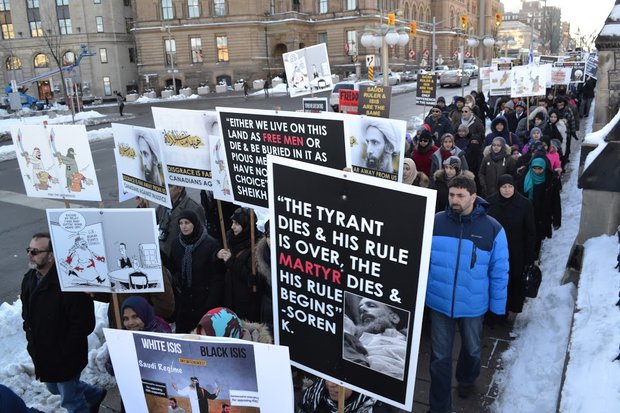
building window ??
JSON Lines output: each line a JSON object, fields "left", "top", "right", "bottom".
{"left": 188, "top": 0, "right": 200, "bottom": 18}
{"left": 0, "top": 5, "right": 13, "bottom": 40}
{"left": 129, "top": 47, "right": 135, "bottom": 63}
{"left": 27, "top": 1, "right": 42, "bottom": 37}
{"left": 216, "top": 35, "right": 229, "bottom": 62}
{"left": 318, "top": 32, "right": 327, "bottom": 45}
{"left": 190, "top": 37, "right": 203, "bottom": 63}
{"left": 346, "top": 30, "right": 357, "bottom": 55}
{"left": 96, "top": 16, "right": 104, "bottom": 32}
{"left": 29, "top": 21, "right": 42, "bottom": 37}
{"left": 56, "top": 0, "right": 68, "bottom": 4}
{"left": 162, "top": 0, "right": 174, "bottom": 20}
{"left": 100, "top": 48, "right": 108, "bottom": 63}
{"left": 94, "top": 0, "right": 101, "bottom": 4}
{"left": 213, "top": 0, "right": 226, "bottom": 16}
{"left": 292, "top": 0, "right": 299, "bottom": 12}
{"left": 27, "top": 0, "right": 39, "bottom": 7}
{"left": 6, "top": 56, "right": 21, "bottom": 70}
{"left": 103, "top": 76, "right": 112, "bottom": 96}
{"left": 58, "top": 18, "right": 72, "bottom": 34}
{"left": 34, "top": 53, "right": 49, "bottom": 68}
{"left": 319, "top": 0, "right": 328, "bottom": 14}
{"left": 346, "top": 0, "right": 356, "bottom": 10}
{"left": 165, "top": 39, "right": 176, "bottom": 65}
{"left": 62, "top": 51, "right": 76, "bottom": 65}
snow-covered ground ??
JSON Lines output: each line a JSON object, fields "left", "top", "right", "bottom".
{"left": 0, "top": 101, "right": 618, "bottom": 412}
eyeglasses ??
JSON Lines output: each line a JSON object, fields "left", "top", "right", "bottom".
{"left": 26, "top": 248, "right": 50, "bottom": 256}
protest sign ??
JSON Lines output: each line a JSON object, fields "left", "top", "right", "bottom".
{"left": 47, "top": 208, "right": 163, "bottom": 293}
{"left": 268, "top": 157, "right": 436, "bottom": 410}
{"left": 585, "top": 53, "right": 598, "bottom": 79}
{"left": 105, "top": 329, "right": 294, "bottom": 413}
{"left": 358, "top": 84, "right": 392, "bottom": 118}
{"left": 554, "top": 61, "right": 586, "bottom": 83}
{"left": 152, "top": 107, "right": 214, "bottom": 190}
{"left": 302, "top": 97, "right": 329, "bottom": 113}
{"left": 348, "top": 115, "right": 406, "bottom": 182}
{"left": 11, "top": 125, "right": 101, "bottom": 201}
{"left": 206, "top": 111, "right": 235, "bottom": 202}
{"left": 489, "top": 63, "right": 512, "bottom": 96}
{"left": 338, "top": 89, "right": 359, "bottom": 114}
{"left": 283, "top": 43, "right": 333, "bottom": 98}
{"left": 511, "top": 64, "right": 548, "bottom": 97}
{"left": 415, "top": 73, "right": 436, "bottom": 105}
{"left": 216, "top": 107, "right": 349, "bottom": 209}
{"left": 112, "top": 124, "right": 172, "bottom": 208}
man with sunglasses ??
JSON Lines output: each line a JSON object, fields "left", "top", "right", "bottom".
{"left": 21, "top": 232, "right": 106, "bottom": 413}
{"left": 424, "top": 105, "right": 454, "bottom": 146}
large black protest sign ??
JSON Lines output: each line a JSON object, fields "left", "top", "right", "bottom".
{"left": 415, "top": 73, "right": 437, "bottom": 105}
{"left": 217, "top": 108, "right": 348, "bottom": 209}
{"left": 268, "top": 157, "right": 436, "bottom": 410}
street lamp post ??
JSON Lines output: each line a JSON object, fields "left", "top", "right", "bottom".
{"left": 360, "top": 13, "right": 410, "bottom": 87}
{"left": 161, "top": 25, "right": 176, "bottom": 93}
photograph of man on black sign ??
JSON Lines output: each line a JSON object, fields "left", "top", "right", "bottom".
{"left": 342, "top": 292, "right": 409, "bottom": 380}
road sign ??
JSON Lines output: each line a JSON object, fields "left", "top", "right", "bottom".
{"left": 409, "top": 49, "right": 416, "bottom": 59}
{"left": 352, "top": 54, "right": 359, "bottom": 63}
{"left": 436, "top": 57, "right": 444, "bottom": 65}
{"left": 423, "top": 48, "right": 430, "bottom": 58}
{"left": 365, "top": 55, "right": 375, "bottom": 68}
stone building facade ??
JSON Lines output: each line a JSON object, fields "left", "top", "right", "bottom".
{"left": 0, "top": 0, "right": 137, "bottom": 100}
{"left": 131, "top": 0, "right": 500, "bottom": 92}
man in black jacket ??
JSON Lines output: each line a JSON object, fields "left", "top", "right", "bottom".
{"left": 21, "top": 232, "right": 106, "bottom": 413}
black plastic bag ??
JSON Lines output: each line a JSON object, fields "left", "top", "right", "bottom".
{"left": 523, "top": 264, "right": 542, "bottom": 298}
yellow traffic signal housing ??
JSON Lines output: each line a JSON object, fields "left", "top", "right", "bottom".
{"left": 388, "top": 13, "right": 395, "bottom": 25}
{"left": 410, "top": 21, "right": 417, "bottom": 36}
{"left": 495, "top": 13, "right": 503, "bottom": 27}
{"left": 460, "top": 15, "right": 469, "bottom": 31}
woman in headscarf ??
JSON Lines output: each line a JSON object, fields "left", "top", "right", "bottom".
{"left": 429, "top": 133, "right": 469, "bottom": 183}
{"left": 484, "top": 116, "right": 521, "bottom": 149}
{"left": 217, "top": 207, "right": 262, "bottom": 321}
{"left": 478, "top": 136, "right": 516, "bottom": 198}
{"left": 401, "top": 158, "right": 430, "bottom": 188}
{"left": 169, "top": 209, "right": 225, "bottom": 333}
{"left": 487, "top": 175, "right": 536, "bottom": 314}
{"left": 431, "top": 156, "right": 475, "bottom": 213}
{"left": 516, "top": 157, "right": 561, "bottom": 261}
{"left": 411, "top": 128, "right": 438, "bottom": 177}
{"left": 121, "top": 296, "right": 171, "bottom": 333}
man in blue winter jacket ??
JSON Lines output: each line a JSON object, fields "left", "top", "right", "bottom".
{"left": 426, "top": 175, "right": 509, "bottom": 413}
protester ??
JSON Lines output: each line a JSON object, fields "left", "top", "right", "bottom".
{"left": 402, "top": 158, "right": 429, "bottom": 188}
{"left": 486, "top": 175, "right": 536, "bottom": 314}
{"left": 522, "top": 127, "right": 544, "bottom": 154}
{"left": 429, "top": 133, "right": 468, "bottom": 181}
{"left": 547, "top": 109, "right": 568, "bottom": 168}
{"left": 516, "top": 157, "right": 562, "bottom": 262}
{"left": 458, "top": 105, "right": 486, "bottom": 142}
{"left": 432, "top": 156, "right": 475, "bottom": 213}
{"left": 546, "top": 139, "right": 563, "bottom": 177}
{"left": 217, "top": 207, "right": 262, "bottom": 321}
{"left": 121, "top": 296, "right": 172, "bottom": 333}
{"left": 484, "top": 116, "right": 521, "bottom": 149}
{"left": 21, "top": 232, "right": 107, "bottom": 413}
{"left": 169, "top": 209, "right": 225, "bottom": 333}
{"left": 411, "top": 128, "right": 438, "bottom": 177}
{"left": 478, "top": 137, "right": 517, "bottom": 198}
{"left": 425, "top": 105, "right": 454, "bottom": 145}
{"left": 426, "top": 175, "right": 509, "bottom": 413}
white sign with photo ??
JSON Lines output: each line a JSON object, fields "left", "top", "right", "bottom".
{"left": 283, "top": 43, "right": 333, "bottom": 98}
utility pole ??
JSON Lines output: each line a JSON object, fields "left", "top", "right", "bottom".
{"left": 477, "top": 0, "right": 486, "bottom": 92}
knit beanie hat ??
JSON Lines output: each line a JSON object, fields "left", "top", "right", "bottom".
{"left": 121, "top": 296, "right": 155, "bottom": 330}
{"left": 497, "top": 174, "right": 515, "bottom": 190}
{"left": 195, "top": 307, "right": 243, "bottom": 338}
{"left": 530, "top": 127, "right": 542, "bottom": 136}
{"left": 442, "top": 156, "right": 461, "bottom": 174}
{"left": 534, "top": 111, "right": 546, "bottom": 121}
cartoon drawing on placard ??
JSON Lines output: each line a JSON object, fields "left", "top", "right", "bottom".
{"left": 50, "top": 128, "right": 94, "bottom": 193}
{"left": 206, "top": 111, "right": 235, "bottom": 202}
{"left": 64, "top": 235, "right": 107, "bottom": 285}
{"left": 17, "top": 129, "right": 59, "bottom": 191}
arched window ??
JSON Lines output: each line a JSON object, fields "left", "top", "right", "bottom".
{"left": 6, "top": 55, "right": 21, "bottom": 70}
{"left": 62, "top": 51, "right": 75, "bottom": 66}
{"left": 34, "top": 53, "right": 49, "bottom": 68}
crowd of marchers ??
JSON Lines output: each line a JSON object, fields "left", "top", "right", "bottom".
{"left": 8, "top": 75, "right": 595, "bottom": 413}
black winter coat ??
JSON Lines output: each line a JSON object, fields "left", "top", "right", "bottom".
{"left": 487, "top": 192, "right": 536, "bottom": 312}
{"left": 478, "top": 151, "right": 517, "bottom": 197}
{"left": 516, "top": 169, "right": 561, "bottom": 240}
{"left": 170, "top": 234, "right": 225, "bottom": 333}
{"left": 21, "top": 265, "right": 95, "bottom": 382}
{"left": 224, "top": 229, "right": 262, "bottom": 322}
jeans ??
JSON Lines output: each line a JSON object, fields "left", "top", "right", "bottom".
{"left": 428, "top": 309, "right": 484, "bottom": 413}
{"left": 45, "top": 376, "right": 103, "bottom": 413}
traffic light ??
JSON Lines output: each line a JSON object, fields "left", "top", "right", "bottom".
{"left": 388, "top": 13, "right": 395, "bottom": 25}
{"left": 410, "top": 21, "right": 417, "bottom": 36}
{"left": 460, "top": 15, "right": 469, "bottom": 31}
{"left": 495, "top": 13, "right": 503, "bottom": 28}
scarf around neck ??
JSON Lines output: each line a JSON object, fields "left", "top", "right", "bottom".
{"left": 178, "top": 225, "right": 208, "bottom": 288}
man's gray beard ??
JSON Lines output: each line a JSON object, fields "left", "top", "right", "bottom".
{"left": 28, "top": 261, "right": 41, "bottom": 270}
{"left": 360, "top": 317, "right": 393, "bottom": 334}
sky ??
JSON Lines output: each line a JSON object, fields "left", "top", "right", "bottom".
{"left": 502, "top": 0, "right": 616, "bottom": 39}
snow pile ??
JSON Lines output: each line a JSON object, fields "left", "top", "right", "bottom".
{"left": 492, "top": 133, "right": 584, "bottom": 412}
{"left": 559, "top": 235, "right": 620, "bottom": 412}
{"left": 0, "top": 110, "right": 105, "bottom": 135}
{"left": 583, "top": 107, "right": 620, "bottom": 169}
{"left": 0, "top": 301, "right": 115, "bottom": 412}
